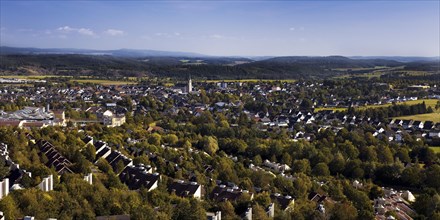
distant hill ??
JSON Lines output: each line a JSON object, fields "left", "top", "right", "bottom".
{"left": 350, "top": 56, "right": 440, "bottom": 63}
{"left": 404, "top": 60, "right": 440, "bottom": 71}
{"left": 0, "top": 46, "right": 207, "bottom": 58}
{"left": 1, "top": 50, "right": 438, "bottom": 79}
{"left": 250, "top": 56, "right": 402, "bottom": 67}
{"left": 231, "top": 56, "right": 403, "bottom": 79}
{"left": 0, "top": 54, "right": 254, "bottom": 78}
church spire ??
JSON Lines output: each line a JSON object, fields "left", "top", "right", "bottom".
{"left": 188, "top": 74, "right": 192, "bottom": 93}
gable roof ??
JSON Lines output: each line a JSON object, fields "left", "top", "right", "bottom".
{"left": 36, "top": 139, "right": 73, "bottom": 174}
{"left": 168, "top": 180, "right": 201, "bottom": 198}
{"left": 271, "top": 194, "right": 294, "bottom": 210}
{"left": 119, "top": 165, "right": 159, "bottom": 190}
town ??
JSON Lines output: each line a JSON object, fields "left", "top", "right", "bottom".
{"left": 1, "top": 0, "right": 440, "bottom": 219}
{"left": 0, "top": 76, "right": 439, "bottom": 220}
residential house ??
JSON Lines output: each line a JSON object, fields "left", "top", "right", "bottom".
{"left": 37, "top": 140, "right": 73, "bottom": 174}
{"left": 104, "top": 151, "right": 133, "bottom": 174}
{"left": 266, "top": 203, "right": 275, "bottom": 218}
{"left": 119, "top": 164, "right": 160, "bottom": 191}
{"left": 429, "top": 130, "right": 440, "bottom": 138}
{"left": 412, "top": 121, "right": 424, "bottom": 129}
{"left": 168, "top": 180, "right": 202, "bottom": 199}
{"left": 206, "top": 211, "right": 222, "bottom": 220}
{"left": 263, "top": 160, "right": 291, "bottom": 173}
{"left": 84, "top": 173, "right": 93, "bottom": 185}
{"left": 39, "top": 175, "right": 53, "bottom": 192}
{"left": 82, "top": 136, "right": 93, "bottom": 146}
{"left": 210, "top": 185, "right": 254, "bottom": 202}
{"left": 402, "top": 120, "right": 413, "bottom": 129}
{"left": 423, "top": 121, "right": 434, "bottom": 130}
{"left": 374, "top": 188, "right": 416, "bottom": 220}
{"left": 241, "top": 207, "right": 252, "bottom": 220}
{"left": 308, "top": 192, "right": 327, "bottom": 203}
{"left": 0, "top": 178, "right": 9, "bottom": 200}
{"left": 102, "top": 110, "right": 126, "bottom": 127}
{"left": 271, "top": 193, "right": 295, "bottom": 211}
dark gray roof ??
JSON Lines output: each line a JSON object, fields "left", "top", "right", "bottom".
{"left": 271, "top": 194, "right": 294, "bottom": 210}
{"left": 36, "top": 139, "right": 73, "bottom": 174}
{"left": 95, "top": 146, "right": 111, "bottom": 161}
{"left": 210, "top": 185, "right": 251, "bottom": 202}
{"left": 119, "top": 165, "right": 158, "bottom": 190}
{"left": 168, "top": 181, "right": 201, "bottom": 198}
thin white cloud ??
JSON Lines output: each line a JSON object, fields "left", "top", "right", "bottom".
{"left": 210, "top": 34, "right": 224, "bottom": 39}
{"left": 209, "top": 34, "right": 237, "bottom": 40}
{"left": 57, "top": 26, "right": 96, "bottom": 37}
{"left": 154, "top": 32, "right": 182, "bottom": 38}
{"left": 78, "top": 28, "right": 95, "bottom": 36}
{"left": 57, "top": 26, "right": 75, "bottom": 32}
{"left": 289, "top": 27, "right": 295, "bottom": 31}
{"left": 104, "top": 29, "right": 125, "bottom": 36}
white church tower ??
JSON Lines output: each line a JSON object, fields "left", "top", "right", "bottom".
{"left": 188, "top": 75, "right": 193, "bottom": 93}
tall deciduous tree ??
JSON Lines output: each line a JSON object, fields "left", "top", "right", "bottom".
{"left": 202, "top": 136, "right": 219, "bottom": 156}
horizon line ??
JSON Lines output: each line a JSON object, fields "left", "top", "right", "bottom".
{"left": 1, "top": 45, "right": 439, "bottom": 58}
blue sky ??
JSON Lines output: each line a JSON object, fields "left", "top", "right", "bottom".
{"left": 0, "top": 0, "right": 439, "bottom": 56}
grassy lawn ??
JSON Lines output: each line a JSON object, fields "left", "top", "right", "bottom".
{"left": 402, "top": 71, "right": 436, "bottom": 76}
{"left": 204, "top": 79, "right": 297, "bottom": 83}
{"left": 0, "top": 75, "right": 70, "bottom": 79}
{"left": 0, "top": 83, "right": 34, "bottom": 87}
{"left": 430, "top": 147, "right": 440, "bottom": 153}
{"left": 332, "top": 66, "right": 389, "bottom": 72}
{"left": 315, "top": 99, "right": 439, "bottom": 113}
{"left": 314, "top": 107, "right": 347, "bottom": 112}
{"left": 70, "top": 79, "right": 138, "bottom": 85}
{"left": 358, "top": 99, "right": 439, "bottom": 111}
{"left": 402, "top": 99, "right": 439, "bottom": 110}
{"left": 1, "top": 76, "right": 139, "bottom": 85}
{"left": 163, "top": 83, "right": 175, "bottom": 87}
{"left": 393, "top": 113, "right": 440, "bottom": 123}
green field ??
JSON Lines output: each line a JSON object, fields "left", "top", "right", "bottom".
{"left": 0, "top": 83, "right": 34, "bottom": 87}
{"left": 332, "top": 66, "right": 430, "bottom": 79}
{"left": 315, "top": 99, "right": 439, "bottom": 113}
{"left": 358, "top": 99, "right": 439, "bottom": 111}
{"left": 1, "top": 75, "right": 140, "bottom": 85}
{"left": 334, "top": 70, "right": 387, "bottom": 79}
{"left": 430, "top": 147, "right": 440, "bottom": 153}
{"left": 204, "top": 79, "right": 297, "bottom": 83}
{"left": 314, "top": 107, "right": 347, "bottom": 112}
{"left": 332, "top": 66, "right": 389, "bottom": 72}
{"left": 394, "top": 113, "right": 440, "bottom": 123}
{"left": 0, "top": 75, "right": 69, "bottom": 79}
{"left": 70, "top": 79, "right": 138, "bottom": 85}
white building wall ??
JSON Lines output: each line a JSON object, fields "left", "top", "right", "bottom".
{"left": 84, "top": 173, "right": 93, "bottom": 185}
{"left": 39, "top": 175, "right": 53, "bottom": 192}
{"left": 0, "top": 178, "right": 9, "bottom": 200}
{"left": 194, "top": 185, "right": 202, "bottom": 199}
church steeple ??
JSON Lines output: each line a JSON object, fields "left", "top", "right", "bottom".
{"left": 188, "top": 75, "right": 192, "bottom": 93}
